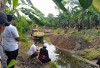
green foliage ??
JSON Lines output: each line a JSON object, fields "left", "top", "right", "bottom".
{"left": 71, "top": 31, "right": 80, "bottom": 36}
{"left": 92, "top": 0, "right": 100, "bottom": 12}
{"left": 52, "top": 0, "right": 67, "bottom": 12}
{"left": 78, "top": 0, "right": 93, "bottom": 10}
{"left": 50, "top": 61, "right": 58, "bottom": 68}
{"left": 77, "top": 51, "right": 85, "bottom": 56}
{"left": 13, "top": 0, "right": 19, "bottom": 10}
{"left": 8, "top": 59, "right": 17, "bottom": 68}
{"left": 86, "top": 53, "right": 97, "bottom": 59}
{"left": 77, "top": 49, "right": 100, "bottom": 60}
{"left": 77, "top": 58, "right": 87, "bottom": 63}
{"left": 20, "top": 0, "right": 47, "bottom": 26}
{"left": 97, "top": 29, "right": 100, "bottom": 35}
{"left": 8, "top": 0, "right": 11, "bottom": 4}
{"left": 44, "top": 37, "right": 50, "bottom": 42}
{"left": 19, "top": 33, "right": 29, "bottom": 42}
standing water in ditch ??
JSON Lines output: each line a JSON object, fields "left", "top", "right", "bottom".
{"left": 43, "top": 41, "right": 97, "bottom": 68}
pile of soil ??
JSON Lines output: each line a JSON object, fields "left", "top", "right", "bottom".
{"left": 50, "top": 35, "right": 92, "bottom": 51}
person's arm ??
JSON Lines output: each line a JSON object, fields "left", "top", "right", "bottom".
{"left": 15, "top": 37, "right": 20, "bottom": 41}
{"left": 11, "top": 27, "right": 20, "bottom": 41}
{"left": 0, "top": 45, "right": 7, "bottom": 68}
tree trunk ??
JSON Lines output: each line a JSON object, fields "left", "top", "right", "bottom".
{"left": 0, "top": 0, "right": 6, "bottom": 11}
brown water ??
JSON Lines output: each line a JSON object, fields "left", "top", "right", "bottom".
{"left": 44, "top": 41, "right": 97, "bottom": 68}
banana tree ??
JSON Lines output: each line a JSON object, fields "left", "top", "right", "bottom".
{"left": 6, "top": 0, "right": 19, "bottom": 14}
{"left": 20, "top": 0, "right": 47, "bottom": 26}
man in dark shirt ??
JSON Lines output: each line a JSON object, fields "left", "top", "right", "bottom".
{"left": 38, "top": 45, "right": 51, "bottom": 63}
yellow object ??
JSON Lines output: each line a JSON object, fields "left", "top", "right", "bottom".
{"left": 36, "top": 24, "right": 39, "bottom": 32}
{"left": 33, "top": 32, "right": 44, "bottom": 37}
{"left": 32, "top": 24, "right": 44, "bottom": 37}
{"left": 31, "top": 24, "right": 44, "bottom": 43}
{"left": 92, "top": 0, "right": 100, "bottom": 12}
{"left": 0, "top": 54, "right": 1, "bottom": 68}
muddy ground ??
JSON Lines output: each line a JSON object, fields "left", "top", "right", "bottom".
{"left": 50, "top": 35, "right": 92, "bottom": 51}
{"left": 15, "top": 38, "right": 50, "bottom": 68}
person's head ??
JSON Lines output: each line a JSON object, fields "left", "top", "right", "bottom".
{"left": 7, "top": 14, "right": 15, "bottom": 24}
{"left": 43, "top": 44, "right": 47, "bottom": 48}
{"left": 34, "top": 42, "right": 39, "bottom": 46}
{"left": 0, "top": 11, "right": 10, "bottom": 34}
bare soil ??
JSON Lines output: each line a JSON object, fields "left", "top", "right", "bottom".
{"left": 50, "top": 35, "right": 92, "bottom": 51}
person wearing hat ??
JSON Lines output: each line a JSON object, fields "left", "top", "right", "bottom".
{"left": 38, "top": 44, "right": 51, "bottom": 64}
{"left": 0, "top": 11, "right": 10, "bottom": 68}
{"left": 2, "top": 14, "right": 20, "bottom": 68}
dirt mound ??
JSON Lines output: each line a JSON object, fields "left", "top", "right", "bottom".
{"left": 50, "top": 35, "right": 75, "bottom": 50}
{"left": 50, "top": 35, "right": 92, "bottom": 51}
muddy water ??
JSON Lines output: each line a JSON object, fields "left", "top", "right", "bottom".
{"left": 44, "top": 41, "right": 97, "bottom": 68}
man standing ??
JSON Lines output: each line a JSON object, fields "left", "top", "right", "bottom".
{"left": 0, "top": 11, "right": 10, "bottom": 68}
{"left": 2, "top": 14, "right": 20, "bottom": 68}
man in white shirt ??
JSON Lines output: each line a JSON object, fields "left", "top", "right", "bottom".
{"left": 29, "top": 42, "right": 39, "bottom": 59}
{"left": 2, "top": 14, "right": 20, "bottom": 68}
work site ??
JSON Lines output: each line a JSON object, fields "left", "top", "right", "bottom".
{"left": 0, "top": 0, "right": 100, "bottom": 68}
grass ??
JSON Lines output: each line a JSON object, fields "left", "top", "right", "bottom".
{"left": 19, "top": 41, "right": 32, "bottom": 57}
{"left": 49, "top": 61, "right": 58, "bottom": 68}
{"left": 52, "top": 28, "right": 99, "bottom": 42}
{"left": 44, "top": 37, "right": 50, "bottom": 42}
{"left": 77, "top": 48, "right": 100, "bottom": 60}
{"left": 52, "top": 28, "right": 64, "bottom": 35}
{"left": 77, "top": 58, "right": 87, "bottom": 63}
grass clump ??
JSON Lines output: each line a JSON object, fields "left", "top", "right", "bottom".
{"left": 77, "top": 58, "right": 87, "bottom": 63}
{"left": 77, "top": 48, "right": 100, "bottom": 60}
{"left": 77, "top": 51, "right": 86, "bottom": 56}
{"left": 50, "top": 61, "right": 58, "bottom": 68}
{"left": 71, "top": 31, "right": 80, "bottom": 36}
{"left": 19, "top": 34, "right": 29, "bottom": 42}
{"left": 44, "top": 37, "right": 50, "bottom": 42}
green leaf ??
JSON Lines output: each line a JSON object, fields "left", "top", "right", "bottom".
{"left": 26, "top": 0, "right": 33, "bottom": 6}
{"left": 29, "top": 14, "right": 44, "bottom": 26}
{"left": 92, "top": 0, "right": 100, "bottom": 12}
{"left": 8, "top": 0, "right": 11, "bottom": 4}
{"left": 53, "top": 0, "right": 67, "bottom": 12}
{"left": 13, "top": 0, "right": 19, "bottom": 10}
{"left": 78, "top": 0, "right": 93, "bottom": 10}
{"left": 7, "top": 59, "right": 17, "bottom": 68}
{"left": 20, "top": 0, "right": 27, "bottom": 5}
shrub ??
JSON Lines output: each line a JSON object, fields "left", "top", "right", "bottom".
{"left": 50, "top": 61, "right": 58, "bottom": 68}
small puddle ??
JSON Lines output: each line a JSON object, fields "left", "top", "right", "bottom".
{"left": 43, "top": 41, "right": 97, "bottom": 68}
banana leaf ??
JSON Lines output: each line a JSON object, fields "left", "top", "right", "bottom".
{"left": 53, "top": 0, "right": 67, "bottom": 12}
{"left": 7, "top": 59, "right": 17, "bottom": 68}
{"left": 92, "top": 0, "right": 100, "bottom": 12}
{"left": 78, "top": 0, "right": 93, "bottom": 10}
